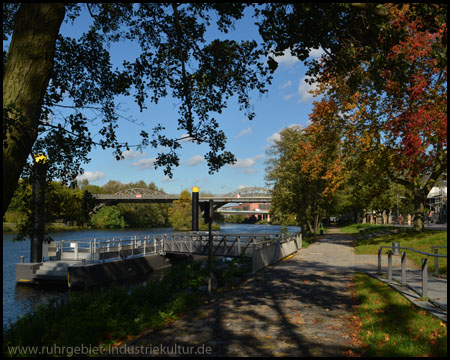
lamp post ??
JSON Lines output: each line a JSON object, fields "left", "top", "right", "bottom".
{"left": 30, "top": 153, "right": 47, "bottom": 263}
{"left": 192, "top": 186, "right": 199, "bottom": 231}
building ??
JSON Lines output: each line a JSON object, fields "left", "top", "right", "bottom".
{"left": 427, "top": 180, "right": 447, "bottom": 223}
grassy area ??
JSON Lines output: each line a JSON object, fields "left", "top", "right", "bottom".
{"left": 3, "top": 257, "right": 251, "bottom": 357}
{"left": 354, "top": 273, "right": 447, "bottom": 357}
{"left": 339, "top": 222, "right": 400, "bottom": 234}
{"left": 339, "top": 223, "right": 447, "bottom": 276}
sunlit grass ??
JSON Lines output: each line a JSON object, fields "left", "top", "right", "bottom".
{"left": 339, "top": 223, "right": 447, "bottom": 275}
{"left": 354, "top": 273, "right": 447, "bottom": 357}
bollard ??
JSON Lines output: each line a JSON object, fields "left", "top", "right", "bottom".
{"left": 388, "top": 250, "right": 393, "bottom": 281}
{"left": 401, "top": 251, "right": 407, "bottom": 285}
{"left": 422, "top": 258, "right": 428, "bottom": 299}
{"left": 20, "top": 256, "right": 24, "bottom": 263}
{"left": 392, "top": 242, "right": 400, "bottom": 255}
{"left": 377, "top": 248, "right": 382, "bottom": 274}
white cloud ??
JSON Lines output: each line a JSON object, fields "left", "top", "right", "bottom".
{"left": 279, "top": 80, "right": 292, "bottom": 89}
{"left": 121, "top": 149, "right": 146, "bottom": 160}
{"left": 266, "top": 132, "right": 281, "bottom": 144}
{"left": 308, "top": 47, "right": 325, "bottom": 59}
{"left": 229, "top": 155, "right": 264, "bottom": 169}
{"left": 131, "top": 158, "right": 157, "bottom": 169}
{"left": 282, "top": 93, "right": 295, "bottom": 101}
{"left": 271, "top": 47, "right": 325, "bottom": 68}
{"left": 297, "top": 76, "right": 319, "bottom": 102}
{"left": 234, "top": 126, "right": 252, "bottom": 138}
{"left": 187, "top": 155, "right": 205, "bottom": 166}
{"left": 76, "top": 171, "right": 106, "bottom": 183}
{"left": 161, "top": 175, "right": 173, "bottom": 183}
{"left": 274, "top": 49, "right": 300, "bottom": 67}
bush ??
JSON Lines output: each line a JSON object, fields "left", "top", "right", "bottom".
{"left": 90, "top": 206, "right": 126, "bottom": 229}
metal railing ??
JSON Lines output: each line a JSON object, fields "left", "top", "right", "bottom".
{"left": 159, "top": 232, "right": 285, "bottom": 258}
{"left": 50, "top": 235, "right": 162, "bottom": 263}
{"left": 377, "top": 244, "right": 447, "bottom": 298}
{"left": 45, "top": 232, "right": 292, "bottom": 264}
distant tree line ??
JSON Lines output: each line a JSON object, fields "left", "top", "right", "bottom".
{"left": 4, "top": 179, "right": 227, "bottom": 238}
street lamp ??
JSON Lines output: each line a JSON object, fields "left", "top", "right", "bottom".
{"left": 30, "top": 153, "right": 47, "bottom": 263}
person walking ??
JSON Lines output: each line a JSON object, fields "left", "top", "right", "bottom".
{"left": 398, "top": 213, "right": 404, "bottom": 227}
{"left": 428, "top": 210, "right": 434, "bottom": 225}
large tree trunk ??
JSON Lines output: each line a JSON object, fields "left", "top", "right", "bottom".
{"left": 3, "top": 3, "right": 65, "bottom": 216}
{"left": 412, "top": 188, "right": 427, "bottom": 232}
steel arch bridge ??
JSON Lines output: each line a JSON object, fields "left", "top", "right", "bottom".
{"left": 91, "top": 186, "right": 272, "bottom": 212}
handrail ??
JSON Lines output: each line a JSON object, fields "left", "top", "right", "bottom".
{"left": 377, "top": 244, "right": 447, "bottom": 299}
{"left": 378, "top": 245, "right": 447, "bottom": 258}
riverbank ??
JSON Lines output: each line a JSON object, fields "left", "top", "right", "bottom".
{"left": 3, "top": 256, "right": 253, "bottom": 356}
{"left": 3, "top": 224, "right": 301, "bottom": 327}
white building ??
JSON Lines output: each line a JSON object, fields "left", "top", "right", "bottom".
{"left": 427, "top": 180, "right": 447, "bottom": 223}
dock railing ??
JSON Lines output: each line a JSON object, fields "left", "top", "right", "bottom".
{"left": 46, "top": 232, "right": 302, "bottom": 268}
{"left": 53, "top": 235, "right": 162, "bottom": 263}
{"left": 377, "top": 244, "right": 447, "bottom": 298}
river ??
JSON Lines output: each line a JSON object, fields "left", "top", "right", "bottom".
{"left": 3, "top": 224, "right": 300, "bottom": 328}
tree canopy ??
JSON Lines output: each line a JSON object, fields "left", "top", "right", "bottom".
{"left": 3, "top": 3, "right": 446, "bottom": 232}
{"left": 3, "top": 3, "right": 273, "bottom": 215}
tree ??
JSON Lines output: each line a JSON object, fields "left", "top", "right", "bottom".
{"left": 265, "top": 125, "right": 338, "bottom": 235}
{"left": 168, "top": 190, "right": 192, "bottom": 231}
{"left": 3, "top": 3, "right": 273, "bottom": 216}
{"left": 307, "top": 4, "right": 446, "bottom": 231}
{"left": 256, "top": 3, "right": 447, "bottom": 231}
{"left": 91, "top": 205, "right": 126, "bottom": 229}
{"left": 3, "top": 3, "right": 65, "bottom": 216}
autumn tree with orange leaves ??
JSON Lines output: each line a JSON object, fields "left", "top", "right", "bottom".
{"left": 304, "top": 3, "right": 446, "bottom": 231}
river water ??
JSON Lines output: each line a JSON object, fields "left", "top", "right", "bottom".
{"left": 3, "top": 224, "right": 300, "bottom": 328}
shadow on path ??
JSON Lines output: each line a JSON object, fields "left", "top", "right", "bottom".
{"left": 114, "top": 231, "right": 360, "bottom": 357}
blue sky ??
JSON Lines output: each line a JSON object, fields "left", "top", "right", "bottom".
{"left": 53, "top": 6, "right": 323, "bottom": 195}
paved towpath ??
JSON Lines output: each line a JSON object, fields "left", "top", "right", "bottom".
{"left": 113, "top": 228, "right": 446, "bottom": 357}
{"left": 114, "top": 228, "right": 359, "bottom": 357}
